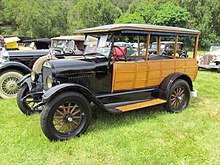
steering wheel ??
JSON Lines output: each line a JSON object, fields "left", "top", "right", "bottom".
{"left": 112, "top": 45, "right": 127, "bottom": 62}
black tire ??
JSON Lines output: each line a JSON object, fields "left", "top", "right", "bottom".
{"left": 0, "top": 70, "right": 24, "bottom": 98}
{"left": 164, "top": 79, "right": 190, "bottom": 113}
{"left": 40, "top": 92, "right": 92, "bottom": 141}
{"left": 17, "top": 84, "right": 42, "bottom": 115}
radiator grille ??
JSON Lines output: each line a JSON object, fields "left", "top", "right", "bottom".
{"left": 68, "top": 74, "right": 92, "bottom": 88}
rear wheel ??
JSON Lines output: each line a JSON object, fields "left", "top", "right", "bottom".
{"left": 41, "top": 92, "right": 92, "bottom": 141}
{"left": 0, "top": 70, "right": 23, "bottom": 98}
{"left": 17, "top": 84, "right": 42, "bottom": 115}
{"left": 165, "top": 79, "right": 190, "bottom": 113}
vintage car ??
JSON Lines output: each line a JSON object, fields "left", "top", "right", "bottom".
{"left": 198, "top": 45, "right": 220, "bottom": 73}
{"left": 21, "top": 38, "right": 51, "bottom": 50}
{"left": 0, "top": 35, "right": 91, "bottom": 98}
{"left": 148, "top": 41, "right": 188, "bottom": 57}
{"left": 17, "top": 24, "right": 200, "bottom": 141}
{"left": 3, "top": 36, "right": 32, "bottom": 50}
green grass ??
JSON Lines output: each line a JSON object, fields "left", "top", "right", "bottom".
{"left": 0, "top": 70, "right": 220, "bottom": 164}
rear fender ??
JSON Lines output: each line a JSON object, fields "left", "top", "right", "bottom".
{"left": 159, "top": 72, "right": 193, "bottom": 99}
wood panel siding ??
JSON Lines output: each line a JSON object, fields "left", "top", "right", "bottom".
{"left": 112, "top": 58, "right": 198, "bottom": 91}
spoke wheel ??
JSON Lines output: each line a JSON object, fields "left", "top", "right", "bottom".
{"left": 53, "top": 103, "right": 82, "bottom": 134}
{"left": 17, "top": 84, "right": 42, "bottom": 115}
{"left": 0, "top": 70, "right": 23, "bottom": 98}
{"left": 165, "top": 79, "right": 190, "bottom": 113}
{"left": 41, "top": 92, "right": 91, "bottom": 141}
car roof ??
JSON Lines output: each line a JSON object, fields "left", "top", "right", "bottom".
{"left": 75, "top": 24, "right": 200, "bottom": 37}
{"left": 51, "top": 35, "right": 97, "bottom": 41}
{"left": 23, "top": 38, "right": 51, "bottom": 43}
{"left": 4, "top": 37, "right": 20, "bottom": 43}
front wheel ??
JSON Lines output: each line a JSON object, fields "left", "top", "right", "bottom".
{"left": 17, "top": 84, "right": 43, "bottom": 115}
{"left": 0, "top": 70, "right": 23, "bottom": 98}
{"left": 40, "top": 92, "right": 92, "bottom": 141}
{"left": 165, "top": 79, "right": 190, "bottom": 113}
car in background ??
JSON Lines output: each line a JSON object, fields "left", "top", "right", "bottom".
{"left": 21, "top": 38, "right": 51, "bottom": 50}
{"left": 0, "top": 35, "right": 93, "bottom": 99}
{"left": 114, "top": 42, "right": 136, "bottom": 56}
{"left": 148, "top": 41, "right": 188, "bottom": 57}
{"left": 198, "top": 45, "right": 220, "bottom": 73}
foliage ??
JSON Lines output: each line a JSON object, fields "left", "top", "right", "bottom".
{"left": 150, "top": 2, "right": 190, "bottom": 27}
{"left": 17, "top": 0, "right": 68, "bottom": 38}
{"left": 110, "top": 0, "right": 135, "bottom": 12}
{"left": 1, "top": 0, "right": 220, "bottom": 48}
{"left": 115, "top": 12, "right": 145, "bottom": 24}
{"left": 67, "top": 0, "right": 121, "bottom": 33}
{"left": 0, "top": 67, "right": 220, "bottom": 164}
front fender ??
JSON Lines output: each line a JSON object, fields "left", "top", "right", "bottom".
{"left": 43, "top": 83, "right": 109, "bottom": 112}
{"left": 43, "top": 83, "right": 96, "bottom": 102}
{"left": 0, "top": 61, "right": 31, "bottom": 74}
{"left": 18, "top": 74, "right": 43, "bottom": 93}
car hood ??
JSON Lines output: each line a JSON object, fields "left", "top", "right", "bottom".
{"left": 47, "top": 57, "right": 108, "bottom": 75}
{"left": 205, "top": 50, "right": 220, "bottom": 56}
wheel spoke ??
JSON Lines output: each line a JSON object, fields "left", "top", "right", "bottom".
{"left": 54, "top": 116, "right": 63, "bottom": 119}
{"left": 62, "top": 105, "right": 67, "bottom": 113}
{"left": 56, "top": 109, "right": 64, "bottom": 115}
{"left": 70, "top": 104, "right": 78, "bottom": 113}
{"left": 173, "top": 89, "right": 177, "bottom": 95}
{"left": 179, "top": 88, "right": 185, "bottom": 95}
{"left": 171, "top": 100, "right": 176, "bottom": 106}
{"left": 72, "top": 109, "right": 80, "bottom": 116}
{"left": 72, "top": 116, "right": 81, "bottom": 119}
{"left": 54, "top": 119, "right": 63, "bottom": 125}
{"left": 67, "top": 103, "right": 71, "bottom": 112}
{"left": 57, "top": 122, "right": 65, "bottom": 131}
{"left": 72, "top": 120, "right": 78, "bottom": 125}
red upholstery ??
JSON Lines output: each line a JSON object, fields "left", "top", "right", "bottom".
{"left": 113, "top": 46, "right": 127, "bottom": 57}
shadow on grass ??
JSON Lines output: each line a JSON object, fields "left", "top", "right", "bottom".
{"left": 89, "top": 103, "right": 168, "bottom": 133}
{"left": 198, "top": 68, "right": 219, "bottom": 73}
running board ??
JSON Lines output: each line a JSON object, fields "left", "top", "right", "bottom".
{"left": 116, "top": 99, "right": 167, "bottom": 112}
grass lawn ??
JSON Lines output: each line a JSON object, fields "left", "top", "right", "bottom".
{"left": 0, "top": 70, "right": 220, "bottom": 164}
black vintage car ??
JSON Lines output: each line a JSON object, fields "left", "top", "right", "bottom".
{"left": 17, "top": 24, "right": 200, "bottom": 141}
{"left": 0, "top": 35, "right": 92, "bottom": 98}
{"left": 0, "top": 49, "right": 49, "bottom": 98}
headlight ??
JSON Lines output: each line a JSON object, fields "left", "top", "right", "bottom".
{"left": 46, "top": 75, "right": 53, "bottom": 89}
{"left": 31, "top": 71, "right": 39, "bottom": 82}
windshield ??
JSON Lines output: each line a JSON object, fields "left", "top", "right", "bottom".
{"left": 210, "top": 46, "right": 220, "bottom": 52}
{"left": 51, "top": 40, "right": 75, "bottom": 54}
{"left": 84, "top": 35, "right": 111, "bottom": 57}
{"left": 151, "top": 43, "right": 165, "bottom": 49}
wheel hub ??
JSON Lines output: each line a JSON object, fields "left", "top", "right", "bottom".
{"left": 6, "top": 81, "right": 17, "bottom": 91}
{"left": 64, "top": 114, "right": 73, "bottom": 123}
{"left": 67, "top": 116, "right": 73, "bottom": 122}
{"left": 177, "top": 96, "right": 182, "bottom": 101}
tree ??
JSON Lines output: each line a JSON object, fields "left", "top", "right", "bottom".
{"left": 67, "top": 0, "right": 121, "bottom": 33}
{"left": 1, "top": 0, "right": 20, "bottom": 35}
{"left": 115, "top": 12, "right": 145, "bottom": 24}
{"left": 110, "top": 0, "right": 135, "bottom": 12}
{"left": 150, "top": 2, "right": 190, "bottom": 27}
{"left": 15, "top": 0, "right": 68, "bottom": 38}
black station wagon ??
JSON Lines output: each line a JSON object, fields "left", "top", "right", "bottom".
{"left": 17, "top": 24, "right": 200, "bottom": 141}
